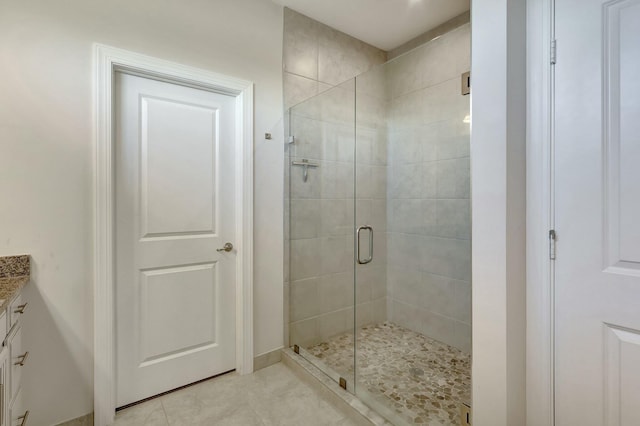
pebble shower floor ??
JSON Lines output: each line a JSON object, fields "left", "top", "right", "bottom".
{"left": 307, "top": 323, "right": 471, "bottom": 425}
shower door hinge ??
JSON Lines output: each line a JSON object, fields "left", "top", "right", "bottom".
{"left": 293, "top": 344, "right": 300, "bottom": 354}
{"left": 287, "top": 135, "right": 295, "bottom": 144}
{"left": 459, "top": 403, "right": 472, "bottom": 425}
{"left": 339, "top": 377, "right": 347, "bottom": 390}
{"left": 549, "top": 229, "right": 557, "bottom": 260}
{"left": 550, "top": 39, "right": 557, "bottom": 65}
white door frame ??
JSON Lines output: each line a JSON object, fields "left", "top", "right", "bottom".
{"left": 93, "top": 44, "right": 254, "bottom": 426}
{"left": 526, "top": 0, "right": 555, "bottom": 424}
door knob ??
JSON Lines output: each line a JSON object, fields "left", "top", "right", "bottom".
{"left": 217, "top": 242, "right": 234, "bottom": 253}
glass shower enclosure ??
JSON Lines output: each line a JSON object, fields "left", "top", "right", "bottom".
{"left": 285, "top": 23, "right": 471, "bottom": 426}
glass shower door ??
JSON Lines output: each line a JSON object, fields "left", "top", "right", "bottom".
{"left": 353, "top": 26, "right": 472, "bottom": 426}
{"left": 287, "top": 79, "right": 357, "bottom": 390}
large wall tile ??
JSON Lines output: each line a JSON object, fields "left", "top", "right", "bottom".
{"left": 391, "top": 300, "right": 424, "bottom": 334}
{"left": 451, "top": 320, "right": 472, "bottom": 353}
{"left": 422, "top": 35, "right": 459, "bottom": 89}
{"left": 390, "top": 199, "right": 424, "bottom": 234}
{"left": 319, "top": 272, "right": 353, "bottom": 313}
{"left": 321, "top": 161, "right": 354, "bottom": 199}
{"left": 323, "top": 122, "right": 354, "bottom": 162}
{"left": 356, "top": 163, "right": 373, "bottom": 198}
{"left": 436, "top": 199, "right": 471, "bottom": 239}
{"left": 290, "top": 238, "right": 321, "bottom": 280}
{"left": 290, "top": 317, "right": 320, "bottom": 348}
{"left": 422, "top": 236, "right": 471, "bottom": 281}
{"left": 453, "top": 280, "right": 472, "bottom": 324}
{"left": 390, "top": 163, "right": 423, "bottom": 199}
{"left": 283, "top": 8, "right": 319, "bottom": 80}
{"left": 318, "top": 308, "right": 352, "bottom": 341}
{"left": 388, "top": 232, "right": 424, "bottom": 270}
{"left": 435, "top": 157, "right": 470, "bottom": 199}
{"left": 290, "top": 278, "right": 320, "bottom": 322}
{"left": 320, "top": 235, "right": 352, "bottom": 274}
{"left": 356, "top": 302, "right": 374, "bottom": 328}
{"left": 422, "top": 311, "right": 457, "bottom": 347}
{"left": 390, "top": 128, "right": 422, "bottom": 165}
{"left": 289, "top": 115, "right": 323, "bottom": 160}
{"left": 389, "top": 47, "right": 424, "bottom": 98}
{"left": 356, "top": 267, "right": 373, "bottom": 303}
{"left": 371, "top": 166, "right": 387, "bottom": 199}
{"left": 369, "top": 265, "right": 387, "bottom": 300}
{"left": 437, "top": 119, "right": 471, "bottom": 160}
{"left": 318, "top": 26, "right": 386, "bottom": 86}
{"left": 373, "top": 297, "right": 388, "bottom": 324}
{"left": 290, "top": 199, "right": 321, "bottom": 239}
{"left": 321, "top": 199, "right": 353, "bottom": 236}
{"left": 371, "top": 199, "right": 387, "bottom": 231}
{"left": 371, "top": 230, "right": 387, "bottom": 266}
{"left": 422, "top": 272, "right": 459, "bottom": 320}
{"left": 284, "top": 72, "right": 318, "bottom": 109}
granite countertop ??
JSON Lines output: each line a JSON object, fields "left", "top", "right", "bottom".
{"left": 0, "top": 255, "right": 30, "bottom": 313}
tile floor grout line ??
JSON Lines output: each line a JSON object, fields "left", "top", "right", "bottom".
{"left": 158, "top": 398, "right": 170, "bottom": 426}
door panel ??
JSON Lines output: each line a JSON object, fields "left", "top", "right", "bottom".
{"left": 555, "top": 0, "right": 640, "bottom": 424}
{"left": 139, "top": 263, "right": 218, "bottom": 365}
{"left": 115, "top": 72, "right": 236, "bottom": 406}
{"left": 140, "top": 96, "right": 218, "bottom": 237}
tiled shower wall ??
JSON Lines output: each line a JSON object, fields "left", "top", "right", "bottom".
{"left": 283, "top": 8, "right": 387, "bottom": 348}
{"left": 386, "top": 24, "right": 472, "bottom": 353}
{"left": 282, "top": 8, "right": 386, "bottom": 111}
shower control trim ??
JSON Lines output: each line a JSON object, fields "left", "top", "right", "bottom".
{"left": 292, "top": 159, "right": 319, "bottom": 183}
{"left": 357, "top": 225, "right": 373, "bottom": 265}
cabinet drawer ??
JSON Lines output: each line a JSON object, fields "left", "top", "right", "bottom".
{"left": 8, "top": 388, "right": 27, "bottom": 426}
{"left": 8, "top": 295, "right": 26, "bottom": 331}
{"left": 7, "top": 326, "right": 25, "bottom": 405}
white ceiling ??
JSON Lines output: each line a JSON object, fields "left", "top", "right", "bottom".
{"left": 271, "top": 0, "right": 470, "bottom": 51}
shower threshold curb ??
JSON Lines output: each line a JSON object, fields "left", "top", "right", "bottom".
{"left": 281, "top": 348, "right": 392, "bottom": 426}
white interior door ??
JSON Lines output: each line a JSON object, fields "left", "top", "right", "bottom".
{"left": 115, "top": 72, "right": 237, "bottom": 407}
{"left": 555, "top": 0, "right": 640, "bottom": 424}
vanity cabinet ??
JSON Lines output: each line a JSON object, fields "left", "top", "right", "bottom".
{"left": 0, "top": 289, "right": 29, "bottom": 426}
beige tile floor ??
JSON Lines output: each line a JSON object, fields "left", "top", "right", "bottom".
{"left": 113, "top": 363, "right": 359, "bottom": 426}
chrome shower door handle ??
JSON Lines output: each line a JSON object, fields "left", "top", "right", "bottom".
{"left": 356, "top": 225, "right": 373, "bottom": 265}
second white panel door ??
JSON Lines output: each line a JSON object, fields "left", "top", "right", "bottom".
{"left": 115, "top": 72, "right": 237, "bottom": 407}
{"left": 554, "top": 0, "right": 640, "bottom": 424}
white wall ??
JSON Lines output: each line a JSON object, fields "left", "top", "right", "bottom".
{"left": 0, "top": 1, "right": 284, "bottom": 424}
{"left": 471, "top": 0, "right": 527, "bottom": 424}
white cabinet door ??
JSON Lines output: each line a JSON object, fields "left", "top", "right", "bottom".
{"left": 115, "top": 73, "right": 237, "bottom": 406}
{"left": 8, "top": 388, "right": 25, "bottom": 426}
{"left": 7, "top": 326, "right": 22, "bottom": 406}
{"left": 0, "top": 347, "right": 7, "bottom": 426}
{"left": 555, "top": 0, "right": 640, "bottom": 424}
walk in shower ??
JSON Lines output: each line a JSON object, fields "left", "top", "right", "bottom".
{"left": 285, "top": 23, "right": 471, "bottom": 426}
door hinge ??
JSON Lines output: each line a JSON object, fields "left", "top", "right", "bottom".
{"left": 549, "top": 229, "right": 557, "bottom": 260}
{"left": 550, "top": 39, "right": 557, "bottom": 65}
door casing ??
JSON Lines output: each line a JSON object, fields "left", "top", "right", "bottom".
{"left": 93, "top": 44, "right": 254, "bottom": 426}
